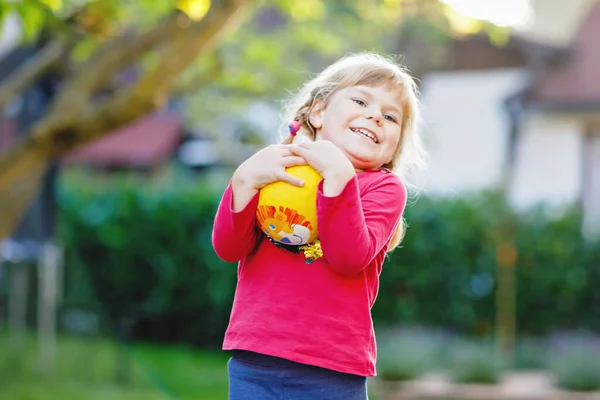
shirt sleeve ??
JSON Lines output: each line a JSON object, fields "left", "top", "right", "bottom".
{"left": 316, "top": 173, "right": 407, "bottom": 275}
{"left": 211, "top": 181, "right": 261, "bottom": 263}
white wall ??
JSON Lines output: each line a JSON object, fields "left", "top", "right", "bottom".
{"left": 582, "top": 131, "right": 600, "bottom": 238}
{"left": 418, "top": 68, "right": 584, "bottom": 211}
{"left": 418, "top": 68, "right": 530, "bottom": 197}
{"left": 523, "top": 0, "right": 596, "bottom": 46}
{"left": 508, "top": 113, "right": 583, "bottom": 209}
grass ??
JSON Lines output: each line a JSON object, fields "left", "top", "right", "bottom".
{"left": 0, "top": 330, "right": 230, "bottom": 400}
{"left": 0, "top": 330, "right": 384, "bottom": 400}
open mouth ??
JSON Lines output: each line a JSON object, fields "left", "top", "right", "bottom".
{"left": 350, "top": 128, "right": 378, "bottom": 144}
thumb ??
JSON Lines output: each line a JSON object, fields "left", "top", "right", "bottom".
{"left": 276, "top": 171, "right": 305, "bottom": 187}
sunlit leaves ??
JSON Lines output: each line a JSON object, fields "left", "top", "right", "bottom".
{"left": 289, "top": 0, "right": 325, "bottom": 21}
{"left": 353, "top": 0, "right": 404, "bottom": 22}
{"left": 487, "top": 24, "right": 510, "bottom": 46}
{"left": 2, "top": 0, "right": 179, "bottom": 46}
{"left": 441, "top": 2, "right": 510, "bottom": 45}
{"left": 0, "top": 0, "right": 514, "bottom": 140}
{"left": 71, "top": 35, "right": 99, "bottom": 61}
{"left": 177, "top": 0, "right": 211, "bottom": 21}
{"left": 289, "top": 23, "right": 345, "bottom": 55}
{"left": 38, "top": 0, "right": 61, "bottom": 11}
{"left": 272, "top": 0, "right": 326, "bottom": 21}
{"left": 442, "top": 2, "right": 484, "bottom": 36}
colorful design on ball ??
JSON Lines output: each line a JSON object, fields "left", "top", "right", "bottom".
{"left": 257, "top": 206, "right": 312, "bottom": 245}
{"left": 256, "top": 165, "right": 322, "bottom": 246}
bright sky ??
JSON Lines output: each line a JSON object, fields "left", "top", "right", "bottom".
{"left": 440, "top": 0, "right": 534, "bottom": 29}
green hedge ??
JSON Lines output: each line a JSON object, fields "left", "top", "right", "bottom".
{"left": 57, "top": 170, "right": 600, "bottom": 346}
{"left": 379, "top": 194, "right": 600, "bottom": 336}
{"left": 57, "top": 171, "right": 238, "bottom": 346}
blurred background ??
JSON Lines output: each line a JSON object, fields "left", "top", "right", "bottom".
{"left": 0, "top": 0, "right": 599, "bottom": 399}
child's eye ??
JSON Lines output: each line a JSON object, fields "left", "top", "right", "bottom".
{"left": 352, "top": 98, "right": 366, "bottom": 106}
{"left": 384, "top": 114, "right": 397, "bottom": 123}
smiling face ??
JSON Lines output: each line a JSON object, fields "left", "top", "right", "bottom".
{"left": 309, "top": 83, "right": 404, "bottom": 171}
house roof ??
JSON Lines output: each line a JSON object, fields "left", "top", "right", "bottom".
{"left": 443, "top": 34, "right": 529, "bottom": 71}
{"left": 62, "top": 112, "right": 183, "bottom": 168}
{"left": 532, "top": 1, "right": 600, "bottom": 109}
{"left": 1, "top": 112, "right": 182, "bottom": 169}
{"left": 432, "top": 33, "right": 567, "bottom": 72}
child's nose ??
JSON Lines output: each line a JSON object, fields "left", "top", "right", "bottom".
{"left": 365, "top": 107, "right": 383, "bottom": 125}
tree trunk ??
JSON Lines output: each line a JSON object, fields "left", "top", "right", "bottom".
{"left": 0, "top": 0, "right": 251, "bottom": 240}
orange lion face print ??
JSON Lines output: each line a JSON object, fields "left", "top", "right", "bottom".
{"left": 256, "top": 205, "right": 313, "bottom": 245}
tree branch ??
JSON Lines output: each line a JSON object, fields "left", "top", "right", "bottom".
{"left": 50, "top": 14, "right": 184, "bottom": 110}
{"left": 0, "top": 139, "right": 49, "bottom": 239}
{"left": 33, "top": 0, "right": 250, "bottom": 153}
{"left": 0, "top": 41, "right": 68, "bottom": 112}
{"left": 0, "top": 0, "right": 118, "bottom": 113}
{"left": 51, "top": 0, "right": 247, "bottom": 112}
{"left": 0, "top": 0, "right": 252, "bottom": 239}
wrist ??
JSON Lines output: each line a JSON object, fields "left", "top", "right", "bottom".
{"left": 322, "top": 167, "right": 355, "bottom": 184}
{"left": 321, "top": 170, "right": 354, "bottom": 197}
{"left": 232, "top": 167, "right": 257, "bottom": 191}
{"left": 231, "top": 172, "right": 259, "bottom": 213}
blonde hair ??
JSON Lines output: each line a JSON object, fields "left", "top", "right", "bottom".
{"left": 279, "top": 52, "right": 426, "bottom": 251}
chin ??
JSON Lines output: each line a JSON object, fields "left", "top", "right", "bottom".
{"left": 345, "top": 153, "right": 376, "bottom": 170}
{"left": 350, "top": 160, "right": 374, "bottom": 171}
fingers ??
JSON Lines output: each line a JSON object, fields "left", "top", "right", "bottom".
{"left": 297, "top": 142, "right": 313, "bottom": 149}
{"left": 281, "top": 156, "right": 307, "bottom": 167}
{"left": 268, "top": 144, "right": 293, "bottom": 155}
{"left": 278, "top": 146, "right": 302, "bottom": 157}
{"left": 276, "top": 171, "right": 304, "bottom": 187}
{"left": 289, "top": 144, "right": 309, "bottom": 157}
{"left": 278, "top": 143, "right": 314, "bottom": 159}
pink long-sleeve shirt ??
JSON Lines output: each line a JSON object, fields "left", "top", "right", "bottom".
{"left": 212, "top": 168, "right": 407, "bottom": 377}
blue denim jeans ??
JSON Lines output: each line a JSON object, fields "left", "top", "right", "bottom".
{"left": 227, "top": 350, "right": 368, "bottom": 400}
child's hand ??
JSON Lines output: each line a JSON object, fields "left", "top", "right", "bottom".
{"left": 289, "top": 141, "right": 355, "bottom": 196}
{"left": 234, "top": 144, "right": 307, "bottom": 191}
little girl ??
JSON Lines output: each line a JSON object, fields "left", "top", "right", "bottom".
{"left": 212, "top": 52, "right": 425, "bottom": 399}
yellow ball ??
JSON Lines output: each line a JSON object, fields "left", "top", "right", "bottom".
{"left": 256, "top": 165, "right": 323, "bottom": 246}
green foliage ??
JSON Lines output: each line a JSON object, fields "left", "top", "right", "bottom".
{"left": 57, "top": 170, "right": 237, "bottom": 346}
{"left": 513, "top": 337, "right": 548, "bottom": 370}
{"left": 13, "top": 1, "right": 47, "bottom": 41}
{"left": 56, "top": 173, "right": 600, "bottom": 348}
{"left": 377, "top": 327, "right": 446, "bottom": 381}
{"left": 448, "top": 339, "right": 503, "bottom": 384}
{"left": 0, "top": 0, "right": 509, "bottom": 148}
{"left": 181, "top": 1, "right": 405, "bottom": 132}
{"left": 375, "top": 191, "right": 600, "bottom": 337}
{"left": 181, "top": 0, "right": 505, "bottom": 132}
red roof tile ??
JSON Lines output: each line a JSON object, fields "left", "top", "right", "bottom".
{"left": 534, "top": 2, "right": 600, "bottom": 107}
{"left": 62, "top": 113, "right": 182, "bottom": 168}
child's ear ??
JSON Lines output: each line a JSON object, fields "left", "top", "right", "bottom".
{"left": 308, "top": 100, "right": 325, "bottom": 129}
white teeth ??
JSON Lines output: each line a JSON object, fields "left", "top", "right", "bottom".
{"left": 352, "top": 128, "right": 377, "bottom": 143}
